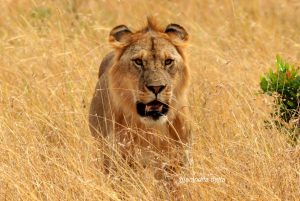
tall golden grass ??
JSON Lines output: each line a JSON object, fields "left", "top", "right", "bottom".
{"left": 0, "top": 0, "right": 299, "bottom": 200}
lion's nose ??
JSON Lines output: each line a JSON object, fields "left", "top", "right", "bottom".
{"left": 146, "top": 85, "right": 166, "bottom": 95}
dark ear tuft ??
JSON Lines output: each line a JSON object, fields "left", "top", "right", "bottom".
{"left": 109, "top": 25, "right": 132, "bottom": 46}
{"left": 165, "top": 23, "right": 189, "bottom": 42}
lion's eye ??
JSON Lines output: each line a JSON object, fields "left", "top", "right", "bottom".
{"left": 133, "top": 59, "right": 143, "bottom": 67}
{"left": 165, "top": 59, "right": 174, "bottom": 66}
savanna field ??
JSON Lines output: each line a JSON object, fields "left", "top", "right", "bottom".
{"left": 0, "top": 0, "right": 300, "bottom": 200}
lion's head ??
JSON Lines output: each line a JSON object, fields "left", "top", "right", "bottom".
{"left": 107, "top": 19, "right": 190, "bottom": 124}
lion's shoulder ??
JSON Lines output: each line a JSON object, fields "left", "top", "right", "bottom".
{"left": 98, "top": 52, "right": 115, "bottom": 78}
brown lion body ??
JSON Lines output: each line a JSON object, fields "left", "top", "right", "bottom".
{"left": 89, "top": 19, "right": 191, "bottom": 178}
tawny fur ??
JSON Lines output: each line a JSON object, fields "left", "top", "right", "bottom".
{"left": 89, "top": 19, "right": 191, "bottom": 178}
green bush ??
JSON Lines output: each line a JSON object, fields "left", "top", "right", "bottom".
{"left": 260, "top": 55, "right": 300, "bottom": 144}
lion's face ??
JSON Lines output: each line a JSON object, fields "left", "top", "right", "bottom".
{"left": 108, "top": 21, "right": 189, "bottom": 124}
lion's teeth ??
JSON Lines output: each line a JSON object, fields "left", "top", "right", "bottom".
{"left": 145, "top": 105, "right": 150, "bottom": 112}
{"left": 158, "top": 105, "right": 163, "bottom": 112}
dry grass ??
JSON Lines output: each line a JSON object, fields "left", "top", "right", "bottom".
{"left": 0, "top": 0, "right": 300, "bottom": 200}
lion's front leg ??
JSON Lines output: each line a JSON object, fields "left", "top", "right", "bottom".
{"left": 115, "top": 128, "right": 139, "bottom": 169}
{"left": 152, "top": 107, "right": 192, "bottom": 198}
{"left": 168, "top": 105, "right": 192, "bottom": 166}
{"left": 100, "top": 128, "right": 136, "bottom": 175}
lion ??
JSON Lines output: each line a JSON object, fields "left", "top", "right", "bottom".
{"left": 89, "top": 18, "right": 191, "bottom": 181}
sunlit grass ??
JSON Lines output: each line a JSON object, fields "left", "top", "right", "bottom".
{"left": 0, "top": 0, "right": 299, "bottom": 200}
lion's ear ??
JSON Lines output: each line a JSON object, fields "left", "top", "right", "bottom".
{"left": 165, "top": 24, "right": 189, "bottom": 43}
{"left": 109, "top": 25, "right": 132, "bottom": 48}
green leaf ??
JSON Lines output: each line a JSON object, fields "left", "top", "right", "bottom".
{"left": 287, "top": 100, "right": 295, "bottom": 107}
{"left": 260, "top": 77, "right": 269, "bottom": 92}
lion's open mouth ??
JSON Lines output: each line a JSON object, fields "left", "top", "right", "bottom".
{"left": 136, "top": 100, "right": 169, "bottom": 120}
